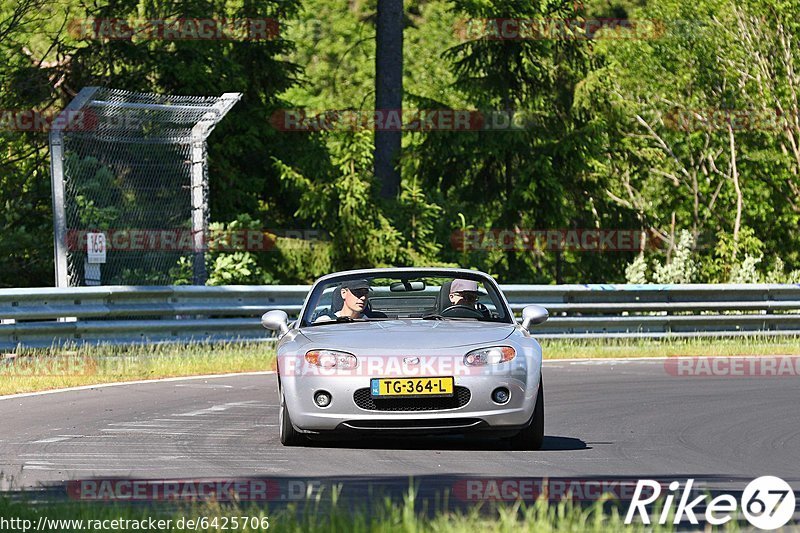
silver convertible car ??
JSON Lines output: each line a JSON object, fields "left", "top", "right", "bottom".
{"left": 261, "top": 268, "right": 548, "bottom": 449}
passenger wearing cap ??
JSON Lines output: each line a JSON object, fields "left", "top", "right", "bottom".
{"left": 449, "top": 278, "right": 491, "bottom": 317}
{"left": 449, "top": 278, "right": 480, "bottom": 307}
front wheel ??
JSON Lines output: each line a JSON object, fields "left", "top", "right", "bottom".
{"left": 279, "top": 387, "right": 305, "bottom": 446}
{"left": 509, "top": 376, "right": 544, "bottom": 450}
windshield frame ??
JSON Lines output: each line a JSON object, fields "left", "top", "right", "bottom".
{"left": 297, "top": 268, "right": 513, "bottom": 328}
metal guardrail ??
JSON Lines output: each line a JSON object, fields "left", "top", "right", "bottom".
{"left": 1, "top": 284, "right": 800, "bottom": 349}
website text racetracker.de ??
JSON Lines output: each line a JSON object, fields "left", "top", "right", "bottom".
{"left": 277, "top": 354, "right": 534, "bottom": 377}
{"left": 664, "top": 356, "right": 800, "bottom": 378}
{"left": 0, "top": 516, "right": 269, "bottom": 532}
{"left": 66, "top": 229, "right": 326, "bottom": 252}
{"left": 68, "top": 17, "right": 279, "bottom": 41}
{"left": 270, "top": 109, "right": 536, "bottom": 132}
{"left": 0, "top": 109, "right": 96, "bottom": 132}
{"left": 450, "top": 228, "right": 657, "bottom": 252}
{"left": 454, "top": 17, "right": 664, "bottom": 41}
{"left": 453, "top": 478, "right": 659, "bottom": 502}
{"left": 1, "top": 516, "right": 166, "bottom": 532}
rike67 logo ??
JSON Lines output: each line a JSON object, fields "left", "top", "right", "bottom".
{"left": 625, "top": 476, "right": 796, "bottom": 530}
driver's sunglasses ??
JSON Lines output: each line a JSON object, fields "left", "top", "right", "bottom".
{"left": 348, "top": 288, "right": 370, "bottom": 298}
{"left": 455, "top": 291, "right": 479, "bottom": 303}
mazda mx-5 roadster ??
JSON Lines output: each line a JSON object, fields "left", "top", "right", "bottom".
{"left": 261, "top": 267, "right": 548, "bottom": 449}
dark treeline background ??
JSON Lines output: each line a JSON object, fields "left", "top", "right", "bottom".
{"left": 2, "top": 0, "right": 799, "bottom": 287}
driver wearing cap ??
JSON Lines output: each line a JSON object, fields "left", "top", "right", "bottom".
{"left": 337, "top": 279, "right": 372, "bottom": 319}
{"left": 315, "top": 279, "right": 387, "bottom": 322}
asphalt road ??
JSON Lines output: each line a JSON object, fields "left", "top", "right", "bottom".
{"left": 1, "top": 358, "right": 799, "bottom": 512}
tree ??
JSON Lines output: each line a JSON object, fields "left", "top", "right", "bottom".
{"left": 375, "top": 0, "right": 403, "bottom": 198}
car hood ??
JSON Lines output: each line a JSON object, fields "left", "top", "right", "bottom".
{"left": 297, "top": 319, "right": 516, "bottom": 350}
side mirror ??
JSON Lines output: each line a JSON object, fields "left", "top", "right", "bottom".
{"left": 521, "top": 305, "right": 548, "bottom": 330}
{"left": 261, "top": 310, "right": 289, "bottom": 335}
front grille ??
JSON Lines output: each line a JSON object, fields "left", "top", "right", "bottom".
{"left": 353, "top": 386, "right": 471, "bottom": 411}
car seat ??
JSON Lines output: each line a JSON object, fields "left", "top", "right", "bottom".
{"left": 331, "top": 285, "right": 345, "bottom": 313}
{"left": 436, "top": 281, "right": 453, "bottom": 312}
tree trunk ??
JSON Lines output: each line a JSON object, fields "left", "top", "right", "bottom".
{"left": 375, "top": 0, "right": 403, "bottom": 199}
{"left": 728, "top": 123, "right": 742, "bottom": 262}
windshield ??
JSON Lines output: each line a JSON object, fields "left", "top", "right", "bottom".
{"left": 300, "top": 274, "right": 511, "bottom": 326}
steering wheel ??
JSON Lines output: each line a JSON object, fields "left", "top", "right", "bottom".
{"left": 440, "top": 305, "right": 486, "bottom": 319}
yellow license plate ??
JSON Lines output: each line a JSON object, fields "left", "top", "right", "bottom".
{"left": 371, "top": 377, "right": 454, "bottom": 397}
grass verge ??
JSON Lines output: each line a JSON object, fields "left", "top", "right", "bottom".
{"left": 1, "top": 336, "right": 798, "bottom": 396}
{"left": 0, "top": 341, "right": 276, "bottom": 396}
{"left": 540, "top": 336, "right": 800, "bottom": 359}
{"left": 0, "top": 488, "right": 725, "bottom": 533}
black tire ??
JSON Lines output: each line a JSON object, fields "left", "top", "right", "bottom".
{"left": 509, "top": 376, "right": 544, "bottom": 450}
{"left": 279, "top": 387, "right": 305, "bottom": 447}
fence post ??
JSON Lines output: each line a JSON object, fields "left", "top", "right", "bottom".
{"left": 189, "top": 93, "right": 242, "bottom": 286}
{"left": 49, "top": 87, "right": 100, "bottom": 288}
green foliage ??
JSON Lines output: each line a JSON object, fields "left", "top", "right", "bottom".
{"left": 700, "top": 227, "right": 766, "bottom": 283}
{"left": 729, "top": 254, "right": 763, "bottom": 284}
{"left": 276, "top": 131, "right": 403, "bottom": 270}
{"left": 391, "top": 179, "right": 453, "bottom": 267}
{"left": 653, "top": 230, "right": 697, "bottom": 284}
{"left": 170, "top": 215, "right": 276, "bottom": 286}
{"left": 4, "top": 0, "right": 800, "bottom": 287}
{"left": 583, "top": 0, "right": 800, "bottom": 284}
{"left": 270, "top": 237, "right": 333, "bottom": 284}
{"left": 626, "top": 230, "right": 698, "bottom": 283}
{"left": 627, "top": 226, "right": 800, "bottom": 283}
{"left": 624, "top": 255, "right": 648, "bottom": 284}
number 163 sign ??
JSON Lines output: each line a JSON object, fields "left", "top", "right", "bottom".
{"left": 87, "top": 232, "right": 107, "bottom": 264}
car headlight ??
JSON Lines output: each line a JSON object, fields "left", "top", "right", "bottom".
{"left": 305, "top": 350, "right": 358, "bottom": 369}
{"left": 464, "top": 346, "right": 516, "bottom": 366}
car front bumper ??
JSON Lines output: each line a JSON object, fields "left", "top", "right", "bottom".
{"left": 280, "top": 357, "right": 542, "bottom": 434}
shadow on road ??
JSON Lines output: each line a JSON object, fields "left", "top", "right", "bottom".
{"left": 541, "top": 436, "right": 590, "bottom": 451}
{"left": 302, "top": 433, "right": 589, "bottom": 451}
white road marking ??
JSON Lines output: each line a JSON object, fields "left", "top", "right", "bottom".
{"left": 174, "top": 401, "right": 259, "bottom": 417}
{"left": 0, "top": 370, "right": 276, "bottom": 401}
{"left": 32, "top": 435, "right": 84, "bottom": 443}
{"left": 174, "top": 384, "right": 234, "bottom": 389}
{"left": 100, "top": 428, "right": 194, "bottom": 435}
{"left": 107, "top": 423, "right": 177, "bottom": 428}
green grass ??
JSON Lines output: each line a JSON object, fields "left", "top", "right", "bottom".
{"left": 0, "top": 341, "right": 276, "bottom": 396}
{"left": 0, "top": 488, "right": 741, "bottom": 533}
{"left": 540, "top": 336, "right": 800, "bottom": 360}
{"left": 1, "top": 336, "right": 798, "bottom": 396}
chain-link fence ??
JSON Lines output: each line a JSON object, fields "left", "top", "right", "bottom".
{"left": 49, "top": 87, "right": 240, "bottom": 287}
